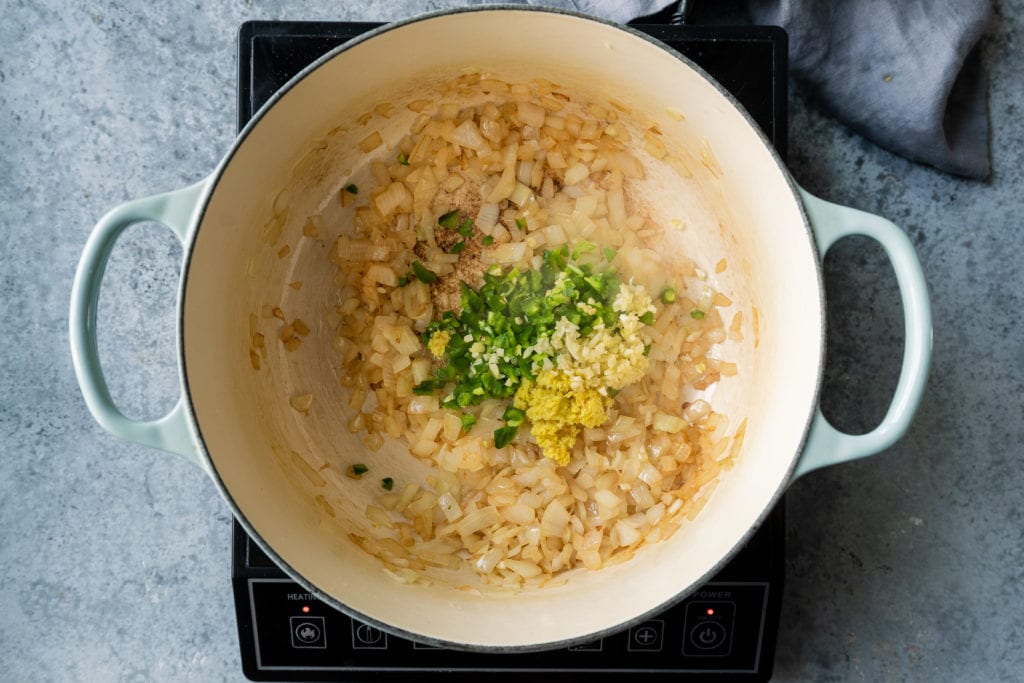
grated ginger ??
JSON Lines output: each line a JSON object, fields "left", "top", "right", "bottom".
{"left": 516, "top": 281, "right": 655, "bottom": 464}
{"left": 514, "top": 371, "right": 610, "bottom": 466}
{"left": 427, "top": 330, "right": 450, "bottom": 358}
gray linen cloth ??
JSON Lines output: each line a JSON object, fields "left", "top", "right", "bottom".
{"left": 748, "top": 0, "right": 993, "bottom": 179}
{"left": 528, "top": 0, "right": 993, "bottom": 179}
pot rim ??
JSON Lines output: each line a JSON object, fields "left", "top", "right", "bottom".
{"left": 177, "top": 4, "right": 824, "bottom": 653}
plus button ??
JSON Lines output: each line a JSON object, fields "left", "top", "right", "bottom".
{"left": 628, "top": 620, "right": 664, "bottom": 651}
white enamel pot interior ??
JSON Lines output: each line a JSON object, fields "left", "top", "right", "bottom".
{"left": 175, "top": 8, "right": 823, "bottom": 650}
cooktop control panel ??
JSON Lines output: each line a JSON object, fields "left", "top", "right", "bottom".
{"left": 233, "top": 513, "right": 781, "bottom": 681}
{"left": 240, "top": 575, "right": 769, "bottom": 677}
{"left": 234, "top": 500, "right": 782, "bottom": 681}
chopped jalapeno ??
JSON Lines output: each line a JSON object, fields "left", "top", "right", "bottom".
{"left": 493, "top": 425, "right": 518, "bottom": 449}
{"left": 413, "top": 379, "right": 442, "bottom": 395}
{"left": 411, "top": 261, "right": 438, "bottom": 284}
{"left": 571, "top": 240, "right": 595, "bottom": 260}
{"left": 691, "top": 309, "right": 705, "bottom": 320}
{"left": 502, "top": 406, "right": 526, "bottom": 427}
{"left": 438, "top": 209, "right": 460, "bottom": 229}
{"left": 409, "top": 249, "right": 630, "bottom": 417}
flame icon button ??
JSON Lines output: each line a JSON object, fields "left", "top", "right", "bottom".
{"left": 289, "top": 616, "right": 327, "bottom": 649}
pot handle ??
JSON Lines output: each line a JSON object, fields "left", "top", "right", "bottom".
{"left": 69, "top": 178, "right": 210, "bottom": 468}
{"left": 792, "top": 188, "right": 932, "bottom": 478}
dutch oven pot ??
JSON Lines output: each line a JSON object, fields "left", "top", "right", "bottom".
{"left": 70, "top": 7, "right": 932, "bottom": 651}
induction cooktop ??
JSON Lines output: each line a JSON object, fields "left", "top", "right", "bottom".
{"left": 232, "top": 17, "right": 788, "bottom": 682}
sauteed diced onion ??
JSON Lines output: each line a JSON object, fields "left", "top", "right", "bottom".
{"left": 256, "top": 72, "right": 746, "bottom": 589}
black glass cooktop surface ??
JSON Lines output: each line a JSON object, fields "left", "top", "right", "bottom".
{"left": 233, "top": 19, "right": 788, "bottom": 682}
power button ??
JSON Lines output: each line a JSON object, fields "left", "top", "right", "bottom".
{"left": 682, "top": 601, "right": 734, "bottom": 657}
{"left": 690, "top": 621, "right": 728, "bottom": 649}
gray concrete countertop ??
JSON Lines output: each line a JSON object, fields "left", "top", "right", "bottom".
{"left": 2, "top": 1, "right": 1021, "bottom": 680}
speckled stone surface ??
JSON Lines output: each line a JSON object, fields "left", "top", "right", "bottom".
{"left": 1, "top": 1, "right": 1022, "bottom": 680}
